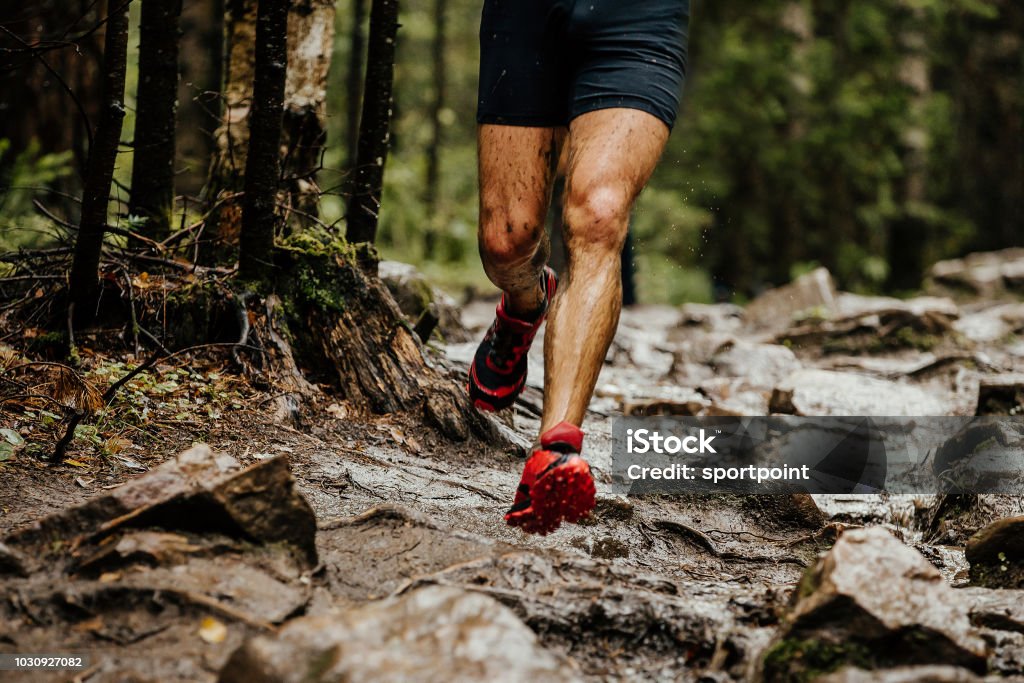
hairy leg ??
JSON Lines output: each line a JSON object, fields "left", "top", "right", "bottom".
{"left": 478, "top": 124, "right": 565, "bottom": 316}
{"left": 542, "top": 108, "right": 669, "bottom": 430}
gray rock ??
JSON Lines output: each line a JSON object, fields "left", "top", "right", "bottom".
{"left": 928, "top": 248, "right": 1024, "bottom": 299}
{"left": 378, "top": 260, "right": 470, "bottom": 342}
{"left": 960, "top": 586, "right": 1024, "bottom": 633}
{"left": 4, "top": 445, "right": 318, "bottom": 571}
{"left": 966, "top": 516, "right": 1024, "bottom": 588}
{"left": 745, "top": 267, "right": 837, "bottom": 332}
{"left": 710, "top": 340, "right": 802, "bottom": 389}
{"left": 816, "top": 666, "right": 982, "bottom": 683}
{"left": 770, "top": 369, "right": 952, "bottom": 416}
{"left": 762, "top": 527, "right": 988, "bottom": 681}
{"left": 953, "top": 303, "right": 1024, "bottom": 344}
{"left": 219, "top": 586, "right": 580, "bottom": 683}
{"left": 677, "top": 302, "right": 744, "bottom": 332}
{"left": 779, "top": 293, "right": 958, "bottom": 354}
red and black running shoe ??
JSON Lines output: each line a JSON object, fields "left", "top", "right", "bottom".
{"left": 468, "top": 266, "right": 557, "bottom": 413}
{"left": 505, "top": 421, "right": 596, "bottom": 535}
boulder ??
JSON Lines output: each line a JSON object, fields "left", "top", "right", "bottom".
{"left": 770, "top": 369, "right": 952, "bottom": 416}
{"left": 745, "top": 267, "right": 837, "bottom": 332}
{"left": 218, "top": 586, "right": 580, "bottom": 683}
{"left": 965, "top": 516, "right": 1024, "bottom": 588}
{"left": 378, "top": 260, "right": 470, "bottom": 342}
{"left": 762, "top": 527, "right": 988, "bottom": 681}
{"left": 3, "top": 445, "right": 318, "bottom": 573}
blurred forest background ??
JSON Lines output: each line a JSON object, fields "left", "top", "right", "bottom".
{"left": 2, "top": 0, "right": 1022, "bottom": 304}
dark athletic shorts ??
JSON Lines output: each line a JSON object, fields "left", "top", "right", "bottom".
{"left": 477, "top": 0, "right": 690, "bottom": 129}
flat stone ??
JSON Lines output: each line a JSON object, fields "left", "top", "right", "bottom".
{"left": 779, "top": 293, "right": 958, "bottom": 354}
{"left": 219, "top": 586, "right": 580, "bottom": 683}
{"left": 953, "top": 303, "right": 1024, "bottom": 344}
{"left": 710, "top": 340, "right": 802, "bottom": 389}
{"left": 959, "top": 587, "right": 1024, "bottom": 634}
{"left": 928, "top": 248, "right": 1024, "bottom": 298}
{"left": 816, "top": 666, "right": 982, "bottom": 683}
{"left": 770, "top": 369, "right": 952, "bottom": 416}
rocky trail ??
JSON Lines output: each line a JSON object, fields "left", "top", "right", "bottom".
{"left": 3, "top": 250, "right": 1024, "bottom": 682}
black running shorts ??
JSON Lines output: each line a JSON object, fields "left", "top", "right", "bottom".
{"left": 477, "top": 0, "right": 690, "bottom": 129}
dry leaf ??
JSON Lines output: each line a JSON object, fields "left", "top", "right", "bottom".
{"left": 63, "top": 459, "right": 89, "bottom": 468}
{"left": 198, "top": 617, "right": 227, "bottom": 644}
{"left": 104, "top": 436, "right": 132, "bottom": 454}
{"left": 53, "top": 365, "right": 103, "bottom": 414}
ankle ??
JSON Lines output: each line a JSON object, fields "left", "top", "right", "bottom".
{"left": 504, "top": 284, "right": 546, "bottom": 322}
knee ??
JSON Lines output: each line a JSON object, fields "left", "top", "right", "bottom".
{"left": 478, "top": 204, "right": 546, "bottom": 269}
{"left": 563, "top": 182, "right": 630, "bottom": 256}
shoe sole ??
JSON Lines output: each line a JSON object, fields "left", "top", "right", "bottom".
{"left": 507, "top": 457, "right": 596, "bottom": 535}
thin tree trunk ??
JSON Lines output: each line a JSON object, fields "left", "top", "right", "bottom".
{"left": 345, "top": 0, "right": 399, "bottom": 248}
{"left": 887, "top": 2, "right": 931, "bottom": 290}
{"left": 422, "top": 0, "right": 446, "bottom": 258}
{"left": 239, "top": 0, "right": 290, "bottom": 280}
{"left": 68, "top": 0, "right": 132, "bottom": 325}
{"left": 281, "top": 0, "right": 335, "bottom": 229}
{"left": 176, "top": 0, "right": 224, "bottom": 198}
{"left": 200, "top": 0, "right": 258, "bottom": 264}
{"left": 346, "top": 0, "right": 367, "bottom": 172}
{"left": 129, "top": 0, "right": 183, "bottom": 240}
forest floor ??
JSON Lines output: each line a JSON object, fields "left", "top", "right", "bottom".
{"left": 2, "top": 252, "right": 1024, "bottom": 682}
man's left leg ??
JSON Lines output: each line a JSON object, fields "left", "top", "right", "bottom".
{"left": 506, "top": 108, "right": 670, "bottom": 535}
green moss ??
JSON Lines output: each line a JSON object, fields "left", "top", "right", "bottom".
{"left": 893, "top": 325, "right": 940, "bottom": 351}
{"left": 762, "top": 638, "right": 873, "bottom": 683}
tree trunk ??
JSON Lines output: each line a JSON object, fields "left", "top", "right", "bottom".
{"left": 129, "top": 0, "right": 183, "bottom": 240}
{"left": 200, "top": 0, "right": 258, "bottom": 265}
{"left": 346, "top": 0, "right": 399, "bottom": 248}
{"left": 773, "top": 0, "right": 813, "bottom": 284}
{"left": 422, "top": 0, "right": 447, "bottom": 258}
{"left": 68, "top": 0, "right": 132, "bottom": 325}
{"left": 238, "top": 0, "right": 290, "bottom": 281}
{"left": 176, "top": 0, "right": 224, "bottom": 198}
{"left": 346, "top": 0, "right": 367, "bottom": 172}
{"left": 281, "top": 0, "right": 336, "bottom": 230}
{"left": 887, "top": 2, "right": 931, "bottom": 291}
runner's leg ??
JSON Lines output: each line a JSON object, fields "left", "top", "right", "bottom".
{"left": 477, "top": 124, "right": 565, "bottom": 317}
{"left": 541, "top": 108, "right": 669, "bottom": 430}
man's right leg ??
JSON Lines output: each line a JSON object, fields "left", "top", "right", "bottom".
{"left": 477, "top": 124, "right": 562, "bottom": 316}
{"left": 469, "top": 124, "right": 564, "bottom": 413}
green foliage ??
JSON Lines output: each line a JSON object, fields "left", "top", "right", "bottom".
{"left": 0, "top": 139, "right": 75, "bottom": 253}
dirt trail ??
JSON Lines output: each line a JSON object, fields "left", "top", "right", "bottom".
{"left": 3, "top": 257, "right": 1024, "bottom": 681}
